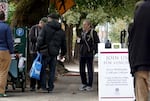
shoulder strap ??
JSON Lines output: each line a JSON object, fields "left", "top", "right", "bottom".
{"left": 35, "top": 27, "right": 38, "bottom": 37}
{"left": 90, "top": 29, "right": 94, "bottom": 44}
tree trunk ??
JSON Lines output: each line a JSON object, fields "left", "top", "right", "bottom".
{"left": 11, "top": 0, "right": 49, "bottom": 27}
{"left": 73, "top": 24, "right": 82, "bottom": 60}
{"left": 65, "top": 24, "right": 73, "bottom": 63}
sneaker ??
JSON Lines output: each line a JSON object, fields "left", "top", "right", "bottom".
{"left": 79, "top": 84, "right": 87, "bottom": 91}
{"left": 30, "top": 88, "right": 36, "bottom": 91}
{"left": 48, "top": 89, "right": 53, "bottom": 93}
{"left": 48, "top": 85, "right": 54, "bottom": 93}
{"left": 0, "top": 93, "right": 8, "bottom": 97}
{"left": 85, "top": 86, "right": 93, "bottom": 91}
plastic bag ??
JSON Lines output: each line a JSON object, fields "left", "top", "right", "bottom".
{"left": 29, "top": 52, "right": 42, "bottom": 80}
{"left": 18, "top": 57, "right": 26, "bottom": 69}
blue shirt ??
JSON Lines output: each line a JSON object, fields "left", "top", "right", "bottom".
{"left": 0, "top": 20, "right": 14, "bottom": 54}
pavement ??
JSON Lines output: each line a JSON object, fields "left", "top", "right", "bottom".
{"left": 1, "top": 62, "right": 98, "bottom": 101}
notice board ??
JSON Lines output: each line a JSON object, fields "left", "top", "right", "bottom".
{"left": 98, "top": 44, "right": 135, "bottom": 101}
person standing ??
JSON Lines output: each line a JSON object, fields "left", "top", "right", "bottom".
{"left": 37, "top": 13, "right": 67, "bottom": 92}
{"left": 78, "top": 19, "right": 100, "bottom": 91}
{"left": 0, "top": 10, "right": 14, "bottom": 97}
{"left": 128, "top": 0, "right": 150, "bottom": 101}
{"left": 29, "top": 17, "right": 48, "bottom": 91}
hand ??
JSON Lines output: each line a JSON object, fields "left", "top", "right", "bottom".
{"left": 15, "top": 53, "right": 20, "bottom": 59}
{"left": 58, "top": 55, "right": 65, "bottom": 62}
{"left": 76, "top": 37, "right": 81, "bottom": 43}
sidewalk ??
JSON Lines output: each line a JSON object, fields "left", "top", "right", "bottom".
{"left": 2, "top": 62, "right": 99, "bottom": 101}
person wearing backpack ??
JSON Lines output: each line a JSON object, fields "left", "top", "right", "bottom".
{"left": 77, "top": 19, "right": 100, "bottom": 91}
{"left": 36, "top": 13, "right": 67, "bottom": 92}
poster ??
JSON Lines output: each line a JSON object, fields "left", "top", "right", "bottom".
{"left": 98, "top": 45, "right": 135, "bottom": 101}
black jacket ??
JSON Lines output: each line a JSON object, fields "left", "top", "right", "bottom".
{"left": 29, "top": 24, "right": 41, "bottom": 54}
{"left": 128, "top": 0, "right": 150, "bottom": 74}
{"left": 37, "top": 20, "right": 67, "bottom": 56}
{"left": 80, "top": 29, "right": 100, "bottom": 57}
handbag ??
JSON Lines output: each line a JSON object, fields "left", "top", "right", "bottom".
{"left": 29, "top": 52, "right": 42, "bottom": 80}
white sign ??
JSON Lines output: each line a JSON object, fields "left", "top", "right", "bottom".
{"left": 98, "top": 44, "right": 135, "bottom": 101}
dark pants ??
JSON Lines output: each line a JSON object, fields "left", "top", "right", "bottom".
{"left": 39, "top": 55, "right": 47, "bottom": 89}
{"left": 41, "top": 56, "right": 57, "bottom": 91}
{"left": 30, "top": 53, "right": 41, "bottom": 89}
{"left": 30, "top": 78, "right": 41, "bottom": 89}
{"left": 79, "top": 56, "right": 94, "bottom": 87}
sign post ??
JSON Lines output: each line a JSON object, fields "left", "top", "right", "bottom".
{"left": 98, "top": 43, "right": 135, "bottom": 101}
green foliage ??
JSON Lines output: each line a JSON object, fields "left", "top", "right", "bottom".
{"left": 63, "top": 10, "right": 81, "bottom": 25}
{"left": 7, "top": 2, "right": 16, "bottom": 24}
{"left": 63, "top": 6, "right": 108, "bottom": 27}
{"left": 109, "top": 18, "right": 127, "bottom": 43}
{"left": 109, "top": 32, "right": 120, "bottom": 43}
{"left": 63, "top": 0, "right": 139, "bottom": 27}
{"left": 86, "top": 6, "right": 108, "bottom": 26}
{"left": 74, "top": 0, "right": 139, "bottom": 19}
{"left": 75, "top": 0, "right": 102, "bottom": 9}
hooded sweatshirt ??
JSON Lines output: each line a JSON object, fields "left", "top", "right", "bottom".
{"left": 37, "top": 20, "right": 67, "bottom": 56}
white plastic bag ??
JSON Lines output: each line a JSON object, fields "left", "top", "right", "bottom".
{"left": 18, "top": 57, "right": 26, "bottom": 69}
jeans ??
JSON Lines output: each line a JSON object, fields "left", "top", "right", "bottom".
{"left": 41, "top": 56, "right": 57, "bottom": 91}
{"left": 79, "top": 56, "right": 94, "bottom": 87}
{"left": 40, "top": 55, "right": 47, "bottom": 89}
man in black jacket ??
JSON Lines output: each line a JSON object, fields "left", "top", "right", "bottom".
{"left": 128, "top": 0, "right": 150, "bottom": 101}
{"left": 78, "top": 19, "right": 100, "bottom": 91}
{"left": 37, "top": 13, "right": 67, "bottom": 92}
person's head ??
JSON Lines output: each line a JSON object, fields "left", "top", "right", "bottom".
{"left": 39, "top": 17, "right": 48, "bottom": 28}
{"left": 0, "top": 10, "right": 5, "bottom": 20}
{"left": 82, "top": 19, "right": 92, "bottom": 32}
{"left": 47, "top": 13, "right": 59, "bottom": 22}
{"left": 134, "top": 0, "right": 144, "bottom": 14}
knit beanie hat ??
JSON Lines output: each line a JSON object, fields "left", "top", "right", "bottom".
{"left": 40, "top": 17, "right": 48, "bottom": 23}
{"left": 47, "top": 13, "right": 59, "bottom": 20}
